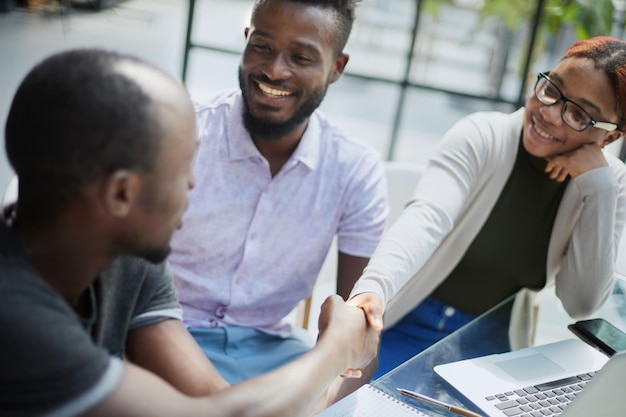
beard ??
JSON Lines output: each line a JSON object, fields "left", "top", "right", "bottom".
{"left": 128, "top": 191, "right": 178, "bottom": 265}
{"left": 238, "top": 66, "right": 328, "bottom": 140}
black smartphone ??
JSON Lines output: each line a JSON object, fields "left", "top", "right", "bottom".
{"left": 568, "top": 318, "right": 626, "bottom": 357}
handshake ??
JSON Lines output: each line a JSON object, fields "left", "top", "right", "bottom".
{"left": 316, "top": 292, "right": 384, "bottom": 380}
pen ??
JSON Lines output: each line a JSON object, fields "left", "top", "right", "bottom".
{"left": 397, "top": 388, "right": 483, "bottom": 417}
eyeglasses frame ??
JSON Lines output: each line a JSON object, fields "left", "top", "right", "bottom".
{"left": 534, "top": 72, "right": 618, "bottom": 132}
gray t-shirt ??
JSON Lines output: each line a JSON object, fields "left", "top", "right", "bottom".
{"left": 0, "top": 208, "right": 182, "bottom": 417}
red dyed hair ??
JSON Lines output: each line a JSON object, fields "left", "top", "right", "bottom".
{"left": 562, "top": 36, "right": 626, "bottom": 132}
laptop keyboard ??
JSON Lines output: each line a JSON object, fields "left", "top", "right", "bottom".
{"left": 485, "top": 371, "right": 597, "bottom": 416}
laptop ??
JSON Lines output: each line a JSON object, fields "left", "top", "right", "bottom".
{"left": 434, "top": 338, "right": 623, "bottom": 417}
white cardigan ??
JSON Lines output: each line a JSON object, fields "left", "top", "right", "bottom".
{"left": 351, "top": 108, "right": 626, "bottom": 348}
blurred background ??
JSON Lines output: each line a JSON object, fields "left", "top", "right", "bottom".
{"left": 2, "top": 0, "right": 626, "bottom": 342}
{"left": 2, "top": 0, "right": 626, "bottom": 195}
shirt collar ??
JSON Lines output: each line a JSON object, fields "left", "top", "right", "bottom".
{"left": 226, "top": 92, "right": 321, "bottom": 171}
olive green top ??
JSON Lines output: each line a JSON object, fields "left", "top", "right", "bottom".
{"left": 432, "top": 135, "right": 569, "bottom": 315}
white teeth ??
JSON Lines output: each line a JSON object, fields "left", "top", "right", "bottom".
{"left": 258, "top": 82, "right": 291, "bottom": 98}
{"left": 533, "top": 119, "right": 557, "bottom": 141}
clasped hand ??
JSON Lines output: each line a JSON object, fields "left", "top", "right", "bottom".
{"left": 545, "top": 142, "right": 608, "bottom": 182}
{"left": 316, "top": 294, "right": 382, "bottom": 378}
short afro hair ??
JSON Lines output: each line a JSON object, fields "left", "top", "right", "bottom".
{"left": 5, "top": 48, "right": 163, "bottom": 219}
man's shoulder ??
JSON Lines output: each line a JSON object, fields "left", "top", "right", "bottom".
{"left": 0, "top": 260, "right": 115, "bottom": 417}
{"left": 0, "top": 257, "right": 52, "bottom": 302}
{"left": 101, "top": 256, "right": 168, "bottom": 290}
{"left": 312, "top": 110, "right": 382, "bottom": 160}
{"left": 193, "top": 88, "right": 240, "bottom": 116}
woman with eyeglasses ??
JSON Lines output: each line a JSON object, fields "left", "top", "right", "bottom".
{"left": 347, "top": 36, "right": 626, "bottom": 378}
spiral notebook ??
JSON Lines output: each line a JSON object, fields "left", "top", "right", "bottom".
{"left": 314, "top": 384, "right": 432, "bottom": 416}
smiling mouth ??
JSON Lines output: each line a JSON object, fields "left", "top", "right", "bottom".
{"left": 532, "top": 117, "right": 561, "bottom": 142}
{"left": 257, "top": 82, "right": 292, "bottom": 98}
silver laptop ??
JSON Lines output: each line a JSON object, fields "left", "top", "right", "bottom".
{"left": 434, "top": 338, "right": 615, "bottom": 417}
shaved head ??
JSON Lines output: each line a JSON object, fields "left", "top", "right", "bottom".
{"left": 4, "top": 49, "right": 192, "bottom": 223}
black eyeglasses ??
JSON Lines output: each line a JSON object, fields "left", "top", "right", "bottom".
{"left": 534, "top": 72, "right": 618, "bottom": 132}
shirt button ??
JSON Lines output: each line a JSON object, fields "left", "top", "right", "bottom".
{"left": 444, "top": 306, "right": 456, "bottom": 317}
{"left": 215, "top": 305, "right": 227, "bottom": 318}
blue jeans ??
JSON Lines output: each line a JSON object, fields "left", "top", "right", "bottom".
{"left": 375, "top": 296, "right": 476, "bottom": 379}
{"left": 189, "top": 326, "right": 313, "bottom": 384}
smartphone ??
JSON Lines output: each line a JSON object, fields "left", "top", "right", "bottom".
{"left": 568, "top": 318, "right": 626, "bottom": 357}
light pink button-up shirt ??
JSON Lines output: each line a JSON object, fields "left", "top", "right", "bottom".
{"left": 168, "top": 90, "right": 388, "bottom": 336}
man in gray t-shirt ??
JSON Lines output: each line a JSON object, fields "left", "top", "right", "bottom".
{"left": 0, "top": 217, "right": 181, "bottom": 415}
{"left": 0, "top": 45, "right": 379, "bottom": 417}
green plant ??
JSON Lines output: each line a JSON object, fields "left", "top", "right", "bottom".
{"left": 480, "top": 0, "right": 615, "bottom": 40}
{"left": 422, "top": 0, "right": 616, "bottom": 40}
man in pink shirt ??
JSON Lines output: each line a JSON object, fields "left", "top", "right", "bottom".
{"left": 169, "top": 0, "right": 388, "bottom": 387}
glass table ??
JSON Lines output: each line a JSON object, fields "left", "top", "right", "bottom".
{"left": 318, "top": 276, "right": 626, "bottom": 416}
{"left": 372, "top": 294, "right": 514, "bottom": 415}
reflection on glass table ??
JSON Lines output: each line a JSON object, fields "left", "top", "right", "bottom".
{"left": 368, "top": 276, "right": 626, "bottom": 416}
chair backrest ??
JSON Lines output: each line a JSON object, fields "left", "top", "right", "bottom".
{"left": 383, "top": 161, "right": 424, "bottom": 226}
{"left": 1, "top": 176, "right": 18, "bottom": 208}
{"left": 296, "top": 161, "right": 425, "bottom": 331}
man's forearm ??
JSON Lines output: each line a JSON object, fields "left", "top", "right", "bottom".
{"left": 306, "top": 356, "right": 378, "bottom": 416}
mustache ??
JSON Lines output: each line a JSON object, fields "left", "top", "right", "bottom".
{"left": 251, "top": 75, "right": 293, "bottom": 91}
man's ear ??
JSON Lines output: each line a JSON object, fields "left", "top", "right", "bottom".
{"left": 101, "top": 170, "right": 140, "bottom": 218}
{"left": 329, "top": 53, "right": 349, "bottom": 84}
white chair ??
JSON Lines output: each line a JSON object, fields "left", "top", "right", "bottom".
{"left": 383, "top": 161, "right": 425, "bottom": 228}
{"left": 1, "top": 176, "right": 18, "bottom": 208}
{"left": 294, "top": 161, "right": 425, "bottom": 333}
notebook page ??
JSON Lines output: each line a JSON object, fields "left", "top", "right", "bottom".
{"left": 316, "top": 384, "right": 432, "bottom": 416}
